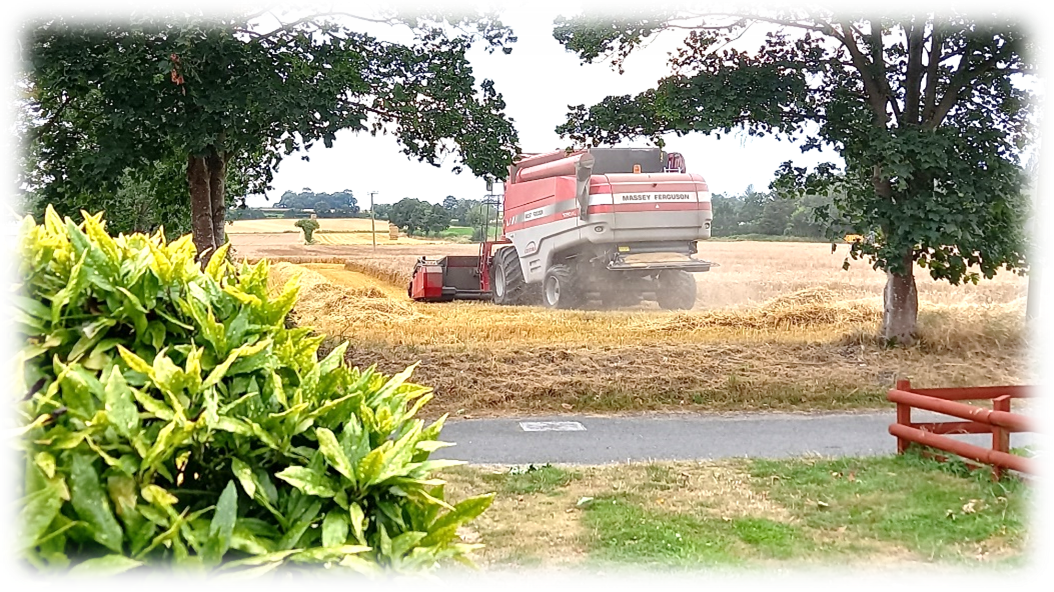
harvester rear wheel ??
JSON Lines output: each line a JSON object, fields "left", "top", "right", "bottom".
{"left": 491, "top": 247, "right": 528, "bottom": 305}
{"left": 542, "top": 264, "right": 583, "bottom": 309}
{"left": 656, "top": 270, "right": 697, "bottom": 310}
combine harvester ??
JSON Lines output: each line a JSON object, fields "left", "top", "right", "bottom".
{"left": 408, "top": 147, "right": 715, "bottom": 309}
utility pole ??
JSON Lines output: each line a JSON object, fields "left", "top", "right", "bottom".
{"left": 369, "top": 191, "right": 378, "bottom": 251}
{"left": 1024, "top": 78, "right": 1049, "bottom": 322}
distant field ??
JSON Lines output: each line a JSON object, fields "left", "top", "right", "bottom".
{"left": 440, "top": 226, "right": 474, "bottom": 237}
{"left": 226, "top": 217, "right": 389, "bottom": 234}
{"left": 310, "top": 233, "right": 438, "bottom": 246}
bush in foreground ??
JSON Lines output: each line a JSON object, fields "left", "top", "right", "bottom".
{"left": 14, "top": 207, "right": 491, "bottom": 576}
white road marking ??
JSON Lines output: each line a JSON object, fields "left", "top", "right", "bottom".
{"left": 519, "top": 421, "right": 587, "bottom": 432}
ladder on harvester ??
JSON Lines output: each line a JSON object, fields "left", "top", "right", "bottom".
{"left": 664, "top": 152, "right": 686, "bottom": 173}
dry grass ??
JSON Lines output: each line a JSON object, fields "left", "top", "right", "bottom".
{"left": 343, "top": 259, "right": 414, "bottom": 288}
{"left": 270, "top": 263, "right": 1027, "bottom": 352}
{"left": 268, "top": 263, "right": 423, "bottom": 332}
{"left": 243, "top": 256, "right": 350, "bottom": 265}
{"left": 256, "top": 240, "right": 1031, "bottom": 418}
{"left": 694, "top": 241, "right": 1026, "bottom": 309}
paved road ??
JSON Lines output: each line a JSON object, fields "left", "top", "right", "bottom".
{"left": 432, "top": 410, "right": 1038, "bottom": 464}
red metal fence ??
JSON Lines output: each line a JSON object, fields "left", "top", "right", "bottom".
{"left": 887, "top": 380, "right": 1036, "bottom": 479}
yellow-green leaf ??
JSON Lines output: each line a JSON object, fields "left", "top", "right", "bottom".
{"left": 321, "top": 510, "right": 349, "bottom": 547}
{"left": 104, "top": 367, "right": 139, "bottom": 437}
{"left": 337, "top": 553, "right": 382, "bottom": 575}
{"left": 19, "top": 485, "right": 63, "bottom": 550}
{"left": 290, "top": 544, "right": 370, "bottom": 563}
{"left": 69, "top": 454, "right": 124, "bottom": 553}
{"left": 316, "top": 427, "right": 354, "bottom": 482}
{"left": 117, "top": 345, "right": 153, "bottom": 376}
{"left": 274, "top": 467, "right": 339, "bottom": 498}
{"left": 202, "top": 339, "right": 271, "bottom": 390}
{"left": 214, "top": 549, "right": 298, "bottom": 571}
{"left": 203, "top": 481, "right": 238, "bottom": 565}
{"left": 231, "top": 458, "right": 256, "bottom": 500}
{"left": 141, "top": 485, "right": 178, "bottom": 508}
{"left": 205, "top": 243, "right": 231, "bottom": 280}
{"left": 0, "top": 412, "right": 50, "bottom": 440}
{"left": 203, "top": 560, "right": 280, "bottom": 585}
{"left": 348, "top": 502, "right": 366, "bottom": 545}
{"left": 68, "top": 555, "right": 142, "bottom": 576}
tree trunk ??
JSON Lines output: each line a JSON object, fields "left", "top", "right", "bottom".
{"left": 187, "top": 154, "right": 215, "bottom": 260}
{"left": 882, "top": 253, "right": 919, "bottom": 344}
{"left": 207, "top": 150, "right": 227, "bottom": 249}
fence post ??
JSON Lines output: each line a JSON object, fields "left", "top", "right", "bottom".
{"left": 991, "top": 395, "right": 1012, "bottom": 480}
{"left": 895, "top": 379, "right": 912, "bottom": 455}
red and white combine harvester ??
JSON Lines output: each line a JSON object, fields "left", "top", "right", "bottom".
{"left": 408, "top": 147, "right": 715, "bottom": 309}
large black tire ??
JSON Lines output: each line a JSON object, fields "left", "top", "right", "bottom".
{"left": 491, "top": 247, "right": 529, "bottom": 305}
{"left": 542, "top": 264, "right": 583, "bottom": 309}
{"left": 655, "top": 270, "right": 697, "bottom": 310}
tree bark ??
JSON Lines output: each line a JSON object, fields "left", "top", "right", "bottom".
{"left": 187, "top": 154, "right": 216, "bottom": 260}
{"left": 882, "top": 252, "right": 919, "bottom": 344}
{"left": 207, "top": 150, "right": 227, "bottom": 249}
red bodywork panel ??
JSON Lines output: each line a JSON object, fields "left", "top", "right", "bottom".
{"left": 410, "top": 264, "right": 446, "bottom": 301}
{"left": 408, "top": 242, "right": 510, "bottom": 302}
{"left": 478, "top": 239, "right": 510, "bottom": 293}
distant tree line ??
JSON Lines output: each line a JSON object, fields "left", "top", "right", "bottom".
{"left": 387, "top": 198, "right": 451, "bottom": 236}
{"left": 710, "top": 185, "right": 850, "bottom": 240}
{"left": 275, "top": 188, "right": 361, "bottom": 218}
{"left": 440, "top": 196, "right": 500, "bottom": 240}
{"left": 384, "top": 195, "right": 501, "bottom": 239}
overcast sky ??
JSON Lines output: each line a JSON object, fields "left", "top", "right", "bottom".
{"left": 247, "top": 2, "right": 848, "bottom": 208}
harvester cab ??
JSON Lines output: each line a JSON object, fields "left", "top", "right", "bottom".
{"left": 408, "top": 147, "right": 716, "bottom": 309}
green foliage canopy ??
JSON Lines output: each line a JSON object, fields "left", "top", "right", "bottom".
{"left": 21, "top": 9, "right": 520, "bottom": 256}
{"left": 553, "top": 9, "right": 1035, "bottom": 338}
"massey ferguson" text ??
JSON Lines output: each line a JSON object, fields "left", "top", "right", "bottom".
{"left": 617, "top": 193, "right": 692, "bottom": 202}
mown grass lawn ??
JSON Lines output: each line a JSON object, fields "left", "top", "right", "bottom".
{"left": 439, "top": 451, "right": 1030, "bottom": 573}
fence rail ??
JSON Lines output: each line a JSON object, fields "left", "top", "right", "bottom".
{"left": 888, "top": 380, "right": 1036, "bottom": 480}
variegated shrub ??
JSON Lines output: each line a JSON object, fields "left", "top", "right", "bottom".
{"left": 14, "top": 206, "right": 491, "bottom": 576}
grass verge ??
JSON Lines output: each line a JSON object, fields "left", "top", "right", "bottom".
{"left": 440, "top": 453, "right": 1030, "bottom": 572}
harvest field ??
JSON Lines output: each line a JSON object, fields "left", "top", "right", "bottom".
{"left": 227, "top": 216, "right": 449, "bottom": 246}
{"left": 229, "top": 228, "right": 1034, "bottom": 420}
{"left": 226, "top": 217, "right": 389, "bottom": 233}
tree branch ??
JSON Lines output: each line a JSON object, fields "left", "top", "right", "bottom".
{"left": 925, "top": 40, "right": 1010, "bottom": 129}
{"left": 903, "top": 17, "right": 925, "bottom": 124}
{"left": 921, "top": 24, "right": 943, "bottom": 122}
{"left": 867, "top": 20, "right": 902, "bottom": 124}
{"left": 792, "top": 3, "right": 843, "bottom": 40}
{"left": 720, "top": 13, "right": 834, "bottom": 35}
{"left": 241, "top": 5, "right": 281, "bottom": 24}
{"left": 250, "top": 11, "right": 399, "bottom": 41}
{"left": 837, "top": 20, "right": 889, "bottom": 126}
